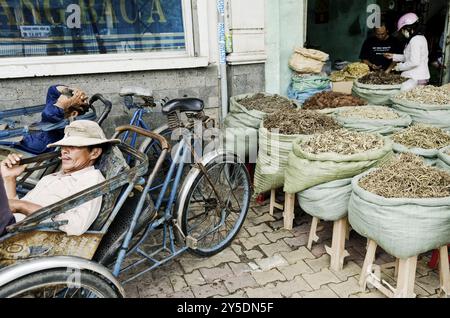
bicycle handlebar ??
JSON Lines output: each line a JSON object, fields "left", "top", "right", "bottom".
{"left": 114, "top": 125, "right": 170, "bottom": 151}
{"left": 90, "top": 93, "right": 112, "bottom": 126}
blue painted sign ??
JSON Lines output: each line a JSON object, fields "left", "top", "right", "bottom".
{"left": 0, "top": 0, "right": 186, "bottom": 57}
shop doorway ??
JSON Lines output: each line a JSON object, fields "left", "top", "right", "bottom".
{"left": 306, "top": 0, "right": 450, "bottom": 84}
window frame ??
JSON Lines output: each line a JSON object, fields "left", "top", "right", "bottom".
{"left": 0, "top": 0, "right": 209, "bottom": 79}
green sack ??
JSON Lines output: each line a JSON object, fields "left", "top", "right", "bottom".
{"left": 437, "top": 146, "right": 450, "bottom": 172}
{"left": 222, "top": 127, "right": 259, "bottom": 162}
{"left": 298, "top": 178, "right": 352, "bottom": 222}
{"left": 352, "top": 81, "right": 402, "bottom": 106}
{"left": 223, "top": 93, "right": 299, "bottom": 158}
{"left": 291, "top": 75, "right": 331, "bottom": 92}
{"left": 254, "top": 126, "right": 304, "bottom": 194}
{"left": 348, "top": 170, "right": 450, "bottom": 259}
{"left": 284, "top": 135, "right": 393, "bottom": 194}
{"left": 333, "top": 106, "right": 412, "bottom": 135}
{"left": 391, "top": 97, "right": 450, "bottom": 131}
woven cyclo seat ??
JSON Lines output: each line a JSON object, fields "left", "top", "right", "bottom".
{"left": 89, "top": 146, "right": 129, "bottom": 231}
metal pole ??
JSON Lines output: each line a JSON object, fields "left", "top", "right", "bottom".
{"left": 217, "top": 0, "right": 228, "bottom": 124}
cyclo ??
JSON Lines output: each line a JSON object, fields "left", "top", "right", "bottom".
{"left": 0, "top": 95, "right": 252, "bottom": 297}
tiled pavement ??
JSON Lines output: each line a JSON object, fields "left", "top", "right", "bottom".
{"left": 123, "top": 199, "right": 443, "bottom": 298}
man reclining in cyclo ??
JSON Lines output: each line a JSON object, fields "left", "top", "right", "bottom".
{"left": 0, "top": 120, "right": 119, "bottom": 237}
{"left": 12, "top": 85, "right": 90, "bottom": 155}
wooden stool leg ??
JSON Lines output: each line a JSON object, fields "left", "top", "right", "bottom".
{"left": 394, "top": 256, "right": 417, "bottom": 298}
{"left": 283, "top": 193, "right": 295, "bottom": 230}
{"left": 394, "top": 258, "right": 400, "bottom": 279}
{"left": 345, "top": 219, "right": 352, "bottom": 241}
{"left": 307, "top": 217, "right": 320, "bottom": 250}
{"left": 439, "top": 245, "right": 450, "bottom": 296}
{"left": 269, "top": 189, "right": 276, "bottom": 216}
{"left": 359, "top": 240, "right": 377, "bottom": 289}
{"left": 325, "top": 217, "right": 350, "bottom": 271}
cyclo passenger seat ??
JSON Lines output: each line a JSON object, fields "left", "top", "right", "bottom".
{"left": 162, "top": 98, "right": 204, "bottom": 114}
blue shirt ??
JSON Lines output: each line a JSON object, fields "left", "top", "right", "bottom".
{"left": 16, "top": 85, "right": 65, "bottom": 154}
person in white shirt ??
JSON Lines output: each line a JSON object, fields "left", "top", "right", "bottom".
{"left": 0, "top": 120, "right": 120, "bottom": 236}
{"left": 384, "top": 13, "right": 430, "bottom": 91}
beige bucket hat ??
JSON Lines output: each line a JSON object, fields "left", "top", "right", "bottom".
{"left": 47, "top": 120, "right": 120, "bottom": 148}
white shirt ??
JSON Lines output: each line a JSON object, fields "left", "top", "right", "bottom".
{"left": 393, "top": 35, "right": 430, "bottom": 81}
{"left": 18, "top": 166, "right": 105, "bottom": 236}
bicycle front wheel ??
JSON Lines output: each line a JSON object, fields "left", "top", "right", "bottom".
{"left": 0, "top": 269, "right": 122, "bottom": 298}
{"left": 180, "top": 154, "right": 251, "bottom": 256}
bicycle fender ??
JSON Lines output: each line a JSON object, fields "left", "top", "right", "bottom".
{"left": 0, "top": 256, "right": 125, "bottom": 297}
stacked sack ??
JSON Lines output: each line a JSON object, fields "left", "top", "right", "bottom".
{"left": 391, "top": 86, "right": 450, "bottom": 131}
{"left": 352, "top": 72, "right": 407, "bottom": 106}
{"left": 284, "top": 130, "right": 393, "bottom": 222}
{"left": 437, "top": 146, "right": 450, "bottom": 171}
{"left": 333, "top": 106, "right": 411, "bottom": 135}
{"left": 253, "top": 109, "right": 341, "bottom": 195}
{"left": 288, "top": 47, "right": 331, "bottom": 105}
{"left": 349, "top": 154, "right": 450, "bottom": 259}
{"left": 288, "top": 74, "right": 331, "bottom": 105}
{"left": 390, "top": 124, "right": 450, "bottom": 166}
{"left": 223, "top": 93, "right": 299, "bottom": 160}
{"left": 289, "top": 47, "right": 329, "bottom": 74}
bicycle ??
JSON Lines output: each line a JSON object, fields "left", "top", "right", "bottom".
{"left": 0, "top": 98, "right": 251, "bottom": 297}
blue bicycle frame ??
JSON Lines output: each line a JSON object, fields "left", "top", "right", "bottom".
{"left": 113, "top": 136, "right": 189, "bottom": 282}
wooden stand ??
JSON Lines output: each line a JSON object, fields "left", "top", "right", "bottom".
{"left": 269, "top": 189, "right": 284, "bottom": 216}
{"left": 283, "top": 193, "right": 296, "bottom": 230}
{"left": 359, "top": 240, "right": 450, "bottom": 298}
{"left": 306, "top": 216, "right": 350, "bottom": 271}
{"left": 307, "top": 217, "right": 320, "bottom": 250}
{"left": 439, "top": 245, "right": 450, "bottom": 296}
{"left": 325, "top": 218, "right": 350, "bottom": 271}
{"left": 269, "top": 190, "right": 296, "bottom": 230}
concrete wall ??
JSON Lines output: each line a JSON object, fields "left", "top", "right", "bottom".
{"left": 227, "top": 64, "right": 266, "bottom": 97}
{"left": 0, "top": 66, "right": 221, "bottom": 137}
{"left": 265, "top": 0, "right": 307, "bottom": 96}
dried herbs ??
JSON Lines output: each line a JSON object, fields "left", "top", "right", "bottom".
{"left": 338, "top": 106, "right": 400, "bottom": 120}
{"left": 330, "top": 63, "right": 370, "bottom": 82}
{"left": 395, "top": 86, "right": 450, "bottom": 105}
{"left": 301, "top": 129, "right": 384, "bottom": 155}
{"left": 358, "top": 72, "right": 407, "bottom": 85}
{"left": 264, "top": 109, "right": 341, "bottom": 135}
{"left": 391, "top": 124, "right": 450, "bottom": 149}
{"left": 359, "top": 153, "right": 450, "bottom": 198}
{"left": 240, "top": 93, "right": 297, "bottom": 113}
{"left": 303, "top": 91, "right": 368, "bottom": 110}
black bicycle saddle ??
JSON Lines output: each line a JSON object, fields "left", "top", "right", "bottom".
{"left": 162, "top": 98, "right": 204, "bottom": 114}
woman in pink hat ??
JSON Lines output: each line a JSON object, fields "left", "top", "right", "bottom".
{"left": 384, "top": 13, "right": 430, "bottom": 91}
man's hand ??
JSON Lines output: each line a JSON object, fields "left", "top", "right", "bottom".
{"left": 371, "top": 64, "right": 382, "bottom": 71}
{"left": 384, "top": 53, "right": 394, "bottom": 60}
{"left": 70, "top": 89, "right": 89, "bottom": 107}
{"left": 1, "top": 154, "right": 26, "bottom": 180}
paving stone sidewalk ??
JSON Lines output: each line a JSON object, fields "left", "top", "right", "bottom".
{"left": 123, "top": 199, "right": 443, "bottom": 298}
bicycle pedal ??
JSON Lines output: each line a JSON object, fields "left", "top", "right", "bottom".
{"left": 186, "top": 236, "right": 198, "bottom": 250}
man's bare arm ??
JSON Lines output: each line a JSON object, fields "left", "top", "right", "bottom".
{"left": 8, "top": 199, "right": 42, "bottom": 216}
{"left": 384, "top": 61, "right": 398, "bottom": 74}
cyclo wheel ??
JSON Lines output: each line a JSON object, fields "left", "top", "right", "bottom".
{"left": 180, "top": 153, "right": 251, "bottom": 256}
{"left": 0, "top": 269, "right": 121, "bottom": 298}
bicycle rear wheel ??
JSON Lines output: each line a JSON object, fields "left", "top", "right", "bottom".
{"left": 180, "top": 154, "right": 251, "bottom": 256}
